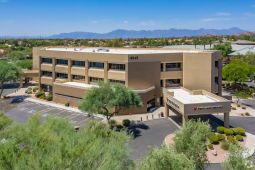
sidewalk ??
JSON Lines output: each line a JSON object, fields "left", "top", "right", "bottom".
{"left": 113, "top": 107, "right": 165, "bottom": 123}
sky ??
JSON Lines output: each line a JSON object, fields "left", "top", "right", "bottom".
{"left": 0, "top": 0, "right": 255, "bottom": 36}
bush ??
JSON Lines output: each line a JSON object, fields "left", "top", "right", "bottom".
{"left": 221, "top": 141, "right": 230, "bottom": 150}
{"left": 235, "top": 135, "right": 244, "bottom": 141}
{"left": 224, "top": 128, "right": 234, "bottom": 136}
{"left": 217, "top": 134, "right": 225, "bottom": 141}
{"left": 245, "top": 112, "right": 250, "bottom": 116}
{"left": 116, "top": 124, "right": 123, "bottom": 130}
{"left": 65, "top": 103, "right": 70, "bottom": 107}
{"left": 109, "top": 119, "right": 117, "bottom": 128}
{"left": 241, "top": 113, "right": 244, "bottom": 116}
{"left": 46, "top": 93, "right": 53, "bottom": 101}
{"left": 227, "top": 136, "right": 236, "bottom": 143}
{"left": 33, "top": 86, "right": 39, "bottom": 93}
{"left": 208, "top": 134, "right": 219, "bottom": 144}
{"left": 234, "top": 127, "right": 246, "bottom": 136}
{"left": 207, "top": 144, "right": 214, "bottom": 150}
{"left": 35, "top": 90, "right": 45, "bottom": 99}
{"left": 122, "top": 119, "right": 131, "bottom": 127}
{"left": 237, "top": 104, "right": 241, "bottom": 107}
{"left": 241, "top": 106, "right": 246, "bottom": 110}
{"left": 217, "top": 126, "right": 225, "bottom": 134}
{"left": 25, "top": 89, "right": 32, "bottom": 94}
{"left": 231, "top": 107, "right": 237, "bottom": 110}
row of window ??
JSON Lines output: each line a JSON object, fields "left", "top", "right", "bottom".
{"left": 41, "top": 71, "right": 125, "bottom": 84}
{"left": 161, "top": 63, "right": 182, "bottom": 72}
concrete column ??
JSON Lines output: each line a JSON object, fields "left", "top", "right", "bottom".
{"left": 38, "top": 56, "right": 42, "bottom": 88}
{"left": 182, "top": 114, "right": 188, "bottom": 125}
{"left": 68, "top": 58, "right": 72, "bottom": 82}
{"left": 163, "top": 63, "right": 166, "bottom": 72}
{"left": 85, "top": 60, "right": 89, "bottom": 84}
{"left": 164, "top": 105, "right": 170, "bottom": 117}
{"left": 52, "top": 58, "right": 56, "bottom": 81}
{"left": 163, "top": 79, "right": 166, "bottom": 88}
{"left": 125, "top": 63, "right": 128, "bottom": 87}
{"left": 224, "top": 112, "right": 229, "bottom": 128}
{"left": 104, "top": 61, "right": 108, "bottom": 82}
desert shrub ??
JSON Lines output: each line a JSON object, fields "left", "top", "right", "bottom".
{"left": 217, "top": 126, "right": 225, "bottom": 134}
{"left": 234, "top": 127, "right": 246, "bottom": 136}
{"left": 224, "top": 128, "right": 234, "bottom": 136}
{"left": 46, "top": 93, "right": 53, "bottom": 101}
{"left": 33, "top": 86, "right": 39, "bottom": 93}
{"left": 116, "top": 124, "right": 123, "bottom": 130}
{"left": 207, "top": 144, "right": 214, "bottom": 150}
{"left": 208, "top": 134, "right": 219, "bottom": 144}
{"left": 35, "top": 90, "right": 45, "bottom": 99}
{"left": 109, "top": 119, "right": 117, "bottom": 128}
{"left": 221, "top": 141, "right": 230, "bottom": 150}
{"left": 245, "top": 112, "right": 250, "bottom": 116}
{"left": 25, "top": 88, "right": 32, "bottom": 94}
{"left": 227, "top": 136, "right": 237, "bottom": 144}
{"left": 235, "top": 135, "right": 244, "bottom": 141}
{"left": 217, "top": 134, "right": 225, "bottom": 141}
{"left": 241, "top": 113, "right": 244, "bottom": 116}
{"left": 237, "top": 104, "right": 241, "bottom": 107}
{"left": 122, "top": 119, "right": 131, "bottom": 127}
{"left": 65, "top": 102, "right": 70, "bottom": 107}
{"left": 241, "top": 106, "right": 246, "bottom": 110}
{"left": 231, "top": 107, "right": 237, "bottom": 110}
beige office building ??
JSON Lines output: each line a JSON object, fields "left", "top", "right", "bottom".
{"left": 32, "top": 47, "right": 231, "bottom": 126}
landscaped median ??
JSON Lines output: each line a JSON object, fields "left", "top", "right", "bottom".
{"left": 164, "top": 125, "right": 255, "bottom": 164}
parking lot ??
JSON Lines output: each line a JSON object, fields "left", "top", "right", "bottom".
{"left": 5, "top": 100, "right": 103, "bottom": 127}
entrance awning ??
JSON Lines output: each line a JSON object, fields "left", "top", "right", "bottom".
{"left": 164, "top": 87, "right": 231, "bottom": 115}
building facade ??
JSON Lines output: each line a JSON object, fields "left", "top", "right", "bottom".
{"left": 32, "top": 47, "right": 223, "bottom": 115}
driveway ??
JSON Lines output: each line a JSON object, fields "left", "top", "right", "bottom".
{"left": 129, "top": 118, "right": 178, "bottom": 162}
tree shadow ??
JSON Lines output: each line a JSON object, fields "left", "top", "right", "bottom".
{"left": 128, "top": 122, "right": 150, "bottom": 138}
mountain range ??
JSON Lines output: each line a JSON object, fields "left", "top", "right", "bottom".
{"left": 0, "top": 27, "right": 252, "bottom": 39}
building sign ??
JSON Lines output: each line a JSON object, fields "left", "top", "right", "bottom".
{"left": 130, "top": 56, "right": 139, "bottom": 60}
{"left": 192, "top": 105, "right": 223, "bottom": 112}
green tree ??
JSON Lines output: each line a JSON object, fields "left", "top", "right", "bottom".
{"left": 222, "top": 145, "right": 255, "bottom": 170}
{"left": 79, "top": 82, "right": 142, "bottom": 122}
{"left": 0, "top": 114, "right": 133, "bottom": 170}
{"left": 0, "top": 61, "right": 21, "bottom": 98}
{"left": 213, "top": 43, "right": 232, "bottom": 58}
{"left": 173, "top": 119, "right": 211, "bottom": 170}
{"left": 16, "top": 59, "right": 33, "bottom": 70}
{"left": 222, "top": 60, "right": 253, "bottom": 83}
{"left": 139, "top": 145, "right": 195, "bottom": 170}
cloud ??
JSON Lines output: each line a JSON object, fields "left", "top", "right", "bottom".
{"left": 244, "top": 12, "right": 255, "bottom": 17}
{"left": 123, "top": 20, "right": 129, "bottom": 24}
{"left": 201, "top": 18, "right": 217, "bottom": 22}
{"left": 215, "top": 12, "right": 232, "bottom": 17}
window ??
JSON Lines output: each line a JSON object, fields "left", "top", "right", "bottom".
{"left": 56, "top": 59, "right": 68, "bottom": 65}
{"left": 41, "top": 71, "right": 52, "bottom": 77}
{"left": 165, "top": 63, "right": 181, "bottom": 71}
{"left": 215, "top": 61, "right": 219, "bottom": 68}
{"left": 161, "top": 63, "right": 164, "bottom": 72}
{"left": 56, "top": 73, "right": 68, "bottom": 79}
{"left": 90, "top": 77, "right": 104, "bottom": 84}
{"left": 89, "top": 62, "right": 104, "bottom": 69}
{"left": 215, "top": 77, "right": 219, "bottom": 84}
{"left": 165, "top": 79, "right": 181, "bottom": 87}
{"left": 109, "top": 63, "right": 125, "bottom": 71}
{"left": 41, "top": 57, "right": 52, "bottom": 64}
{"left": 147, "top": 98, "right": 156, "bottom": 112}
{"left": 109, "top": 79, "right": 125, "bottom": 84}
{"left": 72, "top": 75, "right": 85, "bottom": 81}
{"left": 72, "top": 60, "right": 85, "bottom": 67}
{"left": 160, "top": 80, "right": 163, "bottom": 87}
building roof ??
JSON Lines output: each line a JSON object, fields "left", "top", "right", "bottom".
{"left": 229, "top": 45, "right": 255, "bottom": 56}
{"left": 63, "top": 82, "right": 98, "bottom": 89}
{"left": 233, "top": 40, "right": 255, "bottom": 45}
{"left": 44, "top": 47, "right": 210, "bottom": 55}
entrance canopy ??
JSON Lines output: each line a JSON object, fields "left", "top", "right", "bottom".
{"left": 165, "top": 87, "right": 231, "bottom": 116}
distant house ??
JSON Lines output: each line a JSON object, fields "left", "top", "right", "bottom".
{"left": 229, "top": 45, "right": 255, "bottom": 56}
{"left": 233, "top": 40, "right": 255, "bottom": 45}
